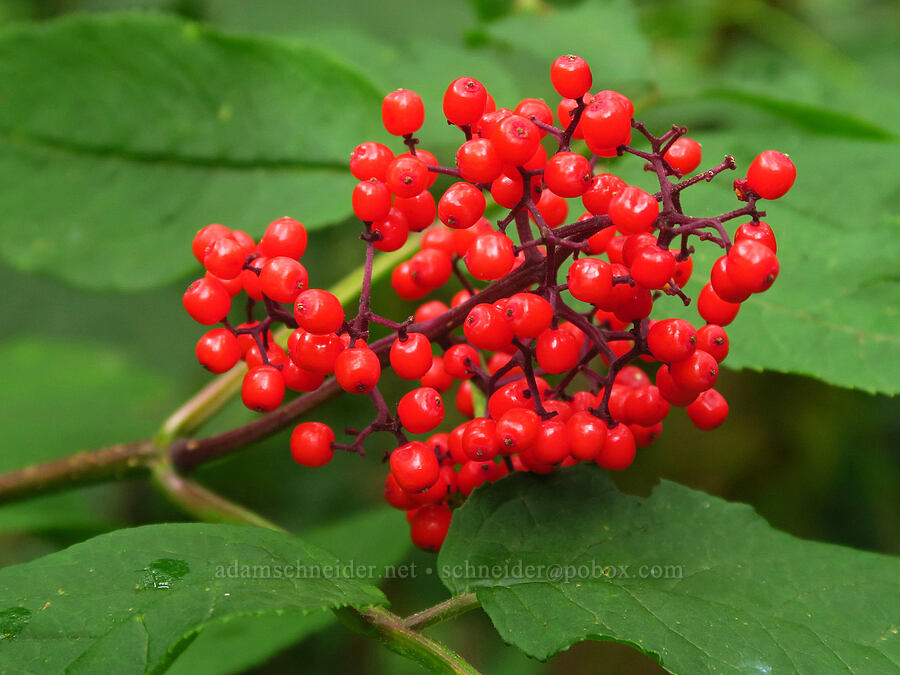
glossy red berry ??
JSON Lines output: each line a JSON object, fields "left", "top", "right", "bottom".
{"left": 465, "top": 232, "right": 515, "bottom": 280}
{"left": 203, "top": 236, "right": 248, "bottom": 280}
{"left": 746, "top": 150, "right": 796, "bottom": 199}
{"left": 388, "top": 334, "right": 432, "bottom": 382}
{"left": 567, "top": 411, "right": 607, "bottom": 461}
{"left": 462, "top": 417, "right": 500, "bottom": 461}
{"left": 443, "top": 77, "right": 487, "bottom": 126}
{"left": 630, "top": 245, "right": 675, "bottom": 289}
{"left": 350, "top": 141, "right": 394, "bottom": 181}
{"left": 183, "top": 276, "right": 232, "bottom": 326}
{"left": 409, "top": 503, "right": 452, "bottom": 552}
{"left": 456, "top": 138, "right": 503, "bottom": 183}
{"left": 695, "top": 324, "right": 729, "bottom": 363}
{"left": 259, "top": 257, "right": 309, "bottom": 303}
{"left": 391, "top": 260, "right": 428, "bottom": 300}
{"left": 371, "top": 208, "right": 410, "bottom": 252}
{"left": 443, "top": 344, "right": 480, "bottom": 380}
{"left": 550, "top": 54, "right": 592, "bottom": 99}
{"left": 567, "top": 257, "right": 613, "bottom": 305}
{"left": 258, "top": 217, "right": 307, "bottom": 260}
{"left": 334, "top": 341, "right": 381, "bottom": 394}
{"left": 581, "top": 91, "right": 632, "bottom": 153}
{"left": 382, "top": 89, "right": 425, "bottom": 136}
{"left": 582, "top": 173, "right": 626, "bottom": 215}
{"left": 282, "top": 360, "right": 326, "bottom": 392}
{"left": 669, "top": 350, "right": 719, "bottom": 392}
{"left": 503, "top": 292, "right": 553, "bottom": 338}
{"left": 290, "top": 422, "right": 335, "bottom": 467}
{"left": 726, "top": 239, "right": 780, "bottom": 294}
{"left": 647, "top": 318, "right": 696, "bottom": 363}
{"left": 595, "top": 423, "right": 636, "bottom": 470}
{"left": 544, "top": 151, "right": 592, "bottom": 198}
{"left": 289, "top": 330, "right": 345, "bottom": 375}
{"left": 664, "top": 137, "right": 702, "bottom": 175}
{"left": 385, "top": 155, "right": 428, "bottom": 199}
{"left": 464, "top": 303, "right": 514, "bottom": 351}
{"left": 195, "top": 327, "right": 241, "bottom": 373}
{"left": 686, "top": 388, "right": 729, "bottom": 430}
{"left": 241, "top": 365, "right": 285, "bottom": 412}
{"left": 420, "top": 356, "right": 455, "bottom": 392}
{"left": 735, "top": 221, "right": 777, "bottom": 253}
{"left": 294, "top": 289, "right": 344, "bottom": 335}
{"left": 395, "top": 191, "right": 437, "bottom": 232}
{"left": 625, "top": 385, "right": 671, "bottom": 427}
{"left": 352, "top": 179, "right": 392, "bottom": 222}
{"left": 698, "top": 283, "right": 741, "bottom": 326}
{"left": 192, "top": 224, "right": 231, "bottom": 263}
{"left": 534, "top": 188, "right": 568, "bottom": 228}
{"left": 514, "top": 98, "right": 554, "bottom": 130}
{"left": 438, "top": 182, "right": 486, "bottom": 229}
{"left": 496, "top": 408, "right": 540, "bottom": 454}
{"left": 608, "top": 186, "right": 659, "bottom": 234}
{"left": 710, "top": 256, "right": 752, "bottom": 303}
{"left": 398, "top": 387, "right": 445, "bottom": 434}
{"left": 655, "top": 364, "right": 699, "bottom": 406}
{"left": 390, "top": 441, "right": 441, "bottom": 492}
{"left": 532, "top": 419, "right": 570, "bottom": 465}
{"left": 491, "top": 114, "right": 541, "bottom": 166}
{"left": 536, "top": 328, "right": 580, "bottom": 374}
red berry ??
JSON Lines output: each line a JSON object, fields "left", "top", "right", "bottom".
{"left": 567, "top": 411, "right": 607, "bottom": 461}
{"left": 395, "top": 191, "right": 437, "bottom": 232}
{"left": 695, "top": 324, "right": 729, "bottom": 363}
{"left": 710, "top": 256, "right": 752, "bottom": 303}
{"left": 491, "top": 114, "right": 541, "bottom": 166}
{"left": 259, "top": 257, "right": 309, "bottom": 303}
{"left": 385, "top": 155, "right": 428, "bottom": 199}
{"left": 282, "top": 360, "right": 326, "bottom": 392}
{"left": 669, "top": 350, "right": 719, "bottom": 392}
{"left": 420, "top": 356, "right": 455, "bottom": 392}
{"left": 582, "top": 173, "right": 626, "bottom": 215}
{"left": 443, "top": 77, "right": 488, "bottom": 126}
{"left": 289, "top": 330, "right": 345, "bottom": 375}
{"left": 655, "top": 364, "right": 699, "bottom": 407}
{"left": 664, "top": 137, "right": 702, "bottom": 175}
{"left": 382, "top": 89, "right": 425, "bottom": 136}
{"left": 625, "top": 385, "right": 671, "bottom": 427}
{"left": 536, "top": 328, "right": 580, "bottom": 374}
{"left": 183, "top": 277, "right": 231, "bottom": 325}
{"left": 630, "top": 246, "right": 675, "bottom": 289}
{"left": 747, "top": 150, "right": 795, "bottom": 199}
{"left": 334, "top": 341, "right": 381, "bottom": 394}
{"left": 567, "top": 257, "right": 613, "bottom": 305}
{"left": 534, "top": 188, "right": 568, "bottom": 228}
{"left": 414, "top": 299, "right": 450, "bottom": 324}
{"left": 390, "top": 441, "right": 441, "bottom": 492}
{"left": 443, "top": 343, "right": 480, "bottom": 380}
{"left": 294, "top": 289, "right": 344, "bottom": 335}
{"left": 556, "top": 96, "right": 587, "bottom": 139}
{"left": 409, "top": 504, "right": 452, "bottom": 552}
{"left": 503, "top": 292, "right": 553, "bottom": 338}
{"left": 352, "top": 179, "right": 392, "bottom": 222}
{"left": 581, "top": 91, "right": 632, "bottom": 153}
{"left": 595, "top": 423, "right": 635, "bottom": 470}
{"left": 532, "top": 419, "right": 571, "bottom": 465}
{"left": 464, "top": 303, "right": 513, "bottom": 351}
{"left": 647, "top": 318, "right": 696, "bottom": 363}
{"left": 192, "top": 224, "right": 230, "bottom": 263}
{"left": 258, "top": 217, "right": 307, "bottom": 259}
{"left": 462, "top": 417, "right": 500, "bottom": 461}
{"left": 390, "top": 333, "right": 433, "bottom": 380}
{"left": 290, "top": 422, "right": 335, "bottom": 467}
{"left": 608, "top": 186, "right": 659, "bottom": 234}
{"left": 391, "top": 260, "right": 428, "bottom": 300}
{"left": 698, "top": 283, "right": 741, "bottom": 326}
{"left": 438, "top": 182, "right": 486, "bottom": 230}
{"left": 384, "top": 473, "right": 416, "bottom": 510}
{"left": 686, "top": 388, "right": 729, "bottom": 430}
{"left": 726, "top": 239, "right": 780, "bottom": 294}
{"left": 514, "top": 98, "right": 554, "bottom": 131}
{"left": 241, "top": 256, "right": 267, "bottom": 301}
{"left": 544, "top": 151, "right": 592, "bottom": 198}
{"left": 398, "top": 387, "right": 445, "bottom": 434}
{"left": 735, "top": 221, "right": 777, "bottom": 253}
{"left": 456, "top": 138, "right": 503, "bottom": 183}
{"left": 550, "top": 54, "right": 592, "bottom": 99}
{"left": 465, "top": 232, "right": 515, "bottom": 280}
{"left": 372, "top": 208, "right": 410, "bottom": 252}
{"left": 203, "top": 235, "right": 248, "bottom": 280}
{"left": 496, "top": 408, "right": 540, "bottom": 454}
{"left": 350, "top": 141, "right": 394, "bottom": 181}
{"left": 195, "top": 327, "right": 241, "bottom": 373}
{"left": 241, "top": 365, "right": 285, "bottom": 412}
{"left": 490, "top": 166, "right": 526, "bottom": 209}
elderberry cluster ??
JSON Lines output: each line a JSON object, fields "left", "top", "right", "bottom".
{"left": 182, "top": 54, "right": 795, "bottom": 553}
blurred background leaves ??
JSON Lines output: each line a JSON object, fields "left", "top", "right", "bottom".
{"left": 0, "top": 0, "right": 896, "bottom": 673}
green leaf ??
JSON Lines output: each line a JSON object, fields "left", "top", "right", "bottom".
{"left": 484, "top": 1, "right": 653, "bottom": 89}
{"left": 0, "top": 338, "right": 173, "bottom": 533}
{"left": 0, "top": 523, "right": 386, "bottom": 673}
{"left": 439, "top": 466, "right": 900, "bottom": 669}
{"left": 467, "top": 0, "right": 515, "bottom": 23}
{"left": 167, "top": 508, "right": 413, "bottom": 675}
{"left": 0, "top": 13, "right": 384, "bottom": 290}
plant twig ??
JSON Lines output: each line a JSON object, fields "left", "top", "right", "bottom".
{"left": 404, "top": 593, "right": 480, "bottom": 631}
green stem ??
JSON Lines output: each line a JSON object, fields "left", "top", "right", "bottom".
{"left": 336, "top": 606, "right": 481, "bottom": 675}
{"left": 404, "top": 593, "right": 480, "bottom": 631}
{"left": 149, "top": 459, "right": 286, "bottom": 531}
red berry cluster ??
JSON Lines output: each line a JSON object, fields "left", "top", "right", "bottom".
{"left": 183, "top": 54, "right": 795, "bottom": 553}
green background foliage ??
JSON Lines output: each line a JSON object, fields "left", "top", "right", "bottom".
{"left": 0, "top": 0, "right": 896, "bottom": 673}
